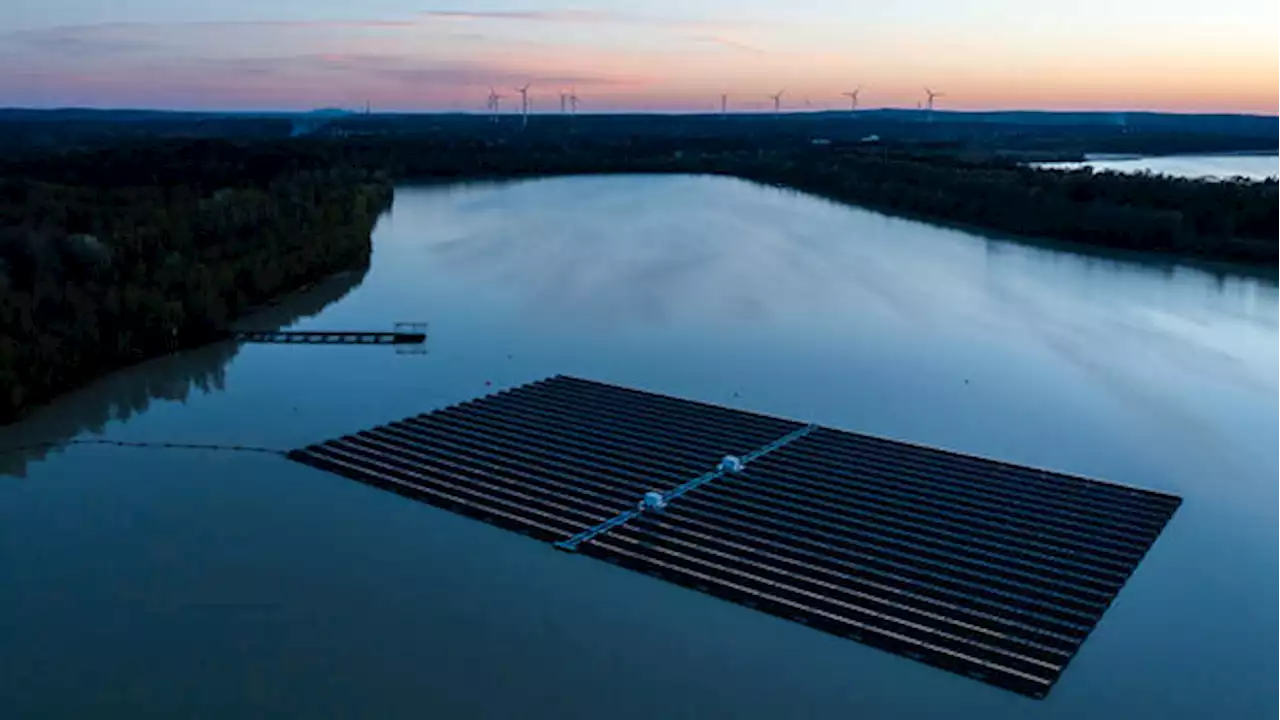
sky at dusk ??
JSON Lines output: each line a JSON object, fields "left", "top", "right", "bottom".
{"left": 2, "top": 1, "right": 1276, "bottom": 113}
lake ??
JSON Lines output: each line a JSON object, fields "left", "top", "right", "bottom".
{"left": 1036, "top": 153, "right": 1279, "bottom": 181}
{"left": 1, "top": 175, "right": 1276, "bottom": 719}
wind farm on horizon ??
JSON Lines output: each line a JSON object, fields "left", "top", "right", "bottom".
{"left": 209, "top": 96, "right": 1277, "bottom": 158}
{"left": 408, "top": 85, "right": 950, "bottom": 120}
{"left": 255, "top": 79, "right": 1280, "bottom": 123}
{"left": 273, "top": 85, "right": 1270, "bottom": 131}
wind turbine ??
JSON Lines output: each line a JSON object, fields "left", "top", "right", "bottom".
{"left": 559, "top": 91, "right": 569, "bottom": 114}
{"left": 926, "top": 87, "right": 947, "bottom": 121}
{"left": 486, "top": 87, "right": 504, "bottom": 123}
{"left": 841, "top": 87, "right": 861, "bottom": 112}
{"left": 568, "top": 88, "right": 579, "bottom": 114}
{"left": 720, "top": 93, "right": 728, "bottom": 116}
{"left": 768, "top": 89, "right": 785, "bottom": 117}
{"left": 515, "top": 83, "right": 531, "bottom": 128}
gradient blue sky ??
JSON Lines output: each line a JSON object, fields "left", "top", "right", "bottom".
{"left": 2, "top": 1, "right": 1276, "bottom": 112}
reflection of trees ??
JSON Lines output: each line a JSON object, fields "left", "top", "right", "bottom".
{"left": 0, "top": 266, "right": 367, "bottom": 477}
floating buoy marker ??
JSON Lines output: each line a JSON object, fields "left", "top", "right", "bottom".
{"left": 638, "top": 491, "right": 668, "bottom": 512}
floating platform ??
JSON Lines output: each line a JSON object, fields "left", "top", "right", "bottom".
{"left": 286, "top": 375, "right": 1180, "bottom": 699}
{"left": 229, "top": 330, "right": 426, "bottom": 345}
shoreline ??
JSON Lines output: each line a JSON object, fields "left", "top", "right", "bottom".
{"left": 0, "top": 262, "right": 373, "bottom": 430}
{"left": 0, "top": 171, "right": 391, "bottom": 428}
{"left": 0, "top": 264, "right": 372, "bottom": 474}
{"left": 229, "top": 267, "right": 363, "bottom": 330}
{"left": 754, "top": 179, "right": 1277, "bottom": 281}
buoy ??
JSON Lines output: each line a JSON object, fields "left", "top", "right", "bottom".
{"left": 719, "top": 455, "right": 744, "bottom": 473}
{"left": 639, "top": 491, "right": 667, "bottom": 512}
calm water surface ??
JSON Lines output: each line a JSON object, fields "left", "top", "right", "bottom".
{"left": 1038, "top": 153, "right": 1279, "bottom": 181}
{"left": 2, "top": 176, "right": 1276, "bottom": 719}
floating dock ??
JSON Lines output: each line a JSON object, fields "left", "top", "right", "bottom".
{"left": 229, "top": 329, "right": 425, "bottom": 345}
{"left": 286, "top": 375, "right": 1180, "bottom": 699}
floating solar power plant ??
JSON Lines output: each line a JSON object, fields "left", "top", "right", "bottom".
{"left": 287, "top": 376, "right": 806, "bottom": 542}
{"left": 287, "top": 375, "right": 1181, "bottom": 699}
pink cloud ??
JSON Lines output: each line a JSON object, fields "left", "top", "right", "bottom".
{"left": 241, "top": 20, "right": 419, "bottom": 29}
{"left": 418, "top": 9, "right": 739, "bottom": 30}
{"left": 0, "top": 47, "right": 655, "bottom": 111}
{"left": 0, "top": 18, "right": 426, "bottom": 65}
{"left": 421, "top": 10, "right": 627, "bottom": 23}
{"left": 688, "top": 35, "right": 766, "bottom": 55}
{"left": 4, "top": 25, "right": 161, "bottom": 55}
{"left": 291, "top": 52, "right": 642, "bottom": 89}
{"left": 4, "top": 18, "right": 419, "bottom": 40}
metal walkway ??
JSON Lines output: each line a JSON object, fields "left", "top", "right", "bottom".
{"left": 555, "top": 424, "right": 817, "bottom": 552}
{"left": 285, "top": 374, "right": 1181, "bottom": 699}
{"left": 230, "top": 322, "right": 427, "bottom": 345}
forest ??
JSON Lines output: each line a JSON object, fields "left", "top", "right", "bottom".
{"left": 733, "top": 148, "right": 1278, "bottom": 265}
{"left": 0, "top": 141, "right": 391, "bottom": 424}
{"left": 0, "top": 267, "right": 366, "bottom": 476}
{"left": 290, "top": 132, "right": 1276, "bottom": 265}
{"left": 0, "top": 129, "right": 1274, "bottom": 422}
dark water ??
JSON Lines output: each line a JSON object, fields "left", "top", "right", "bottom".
{"left": 2, "top": 176, "right": 1276, "bottom": 719}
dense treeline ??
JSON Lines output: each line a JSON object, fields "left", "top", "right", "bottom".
{"left": 0, "top": 267, "right": 366, "bottom": 476}
{"left": 4, "top": 108, "right": 1276, "bottom": 161}
{"left": 0, "top": 112, "right": 295, "bottom": 158}
{"left": 1, "top": 130, "right": 1273, "bottom": 421}
{"left": 287, "top": 133, "right": 1276, "bottom": 266}
{"left": 318, "top": 110, "right": 1278, "bottom": 160}
{"left": 0, "top": 142, "right": 390, "bottom": 423}
{"left": 290, "top": 130, "right": 1277, "bottom": 265}
{"left": 734, "top": 150, "right": 1278, "bottom": 265}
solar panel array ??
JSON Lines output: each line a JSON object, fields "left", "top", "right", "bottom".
{"left": 288, "top": 375, "right": 1181, "bottom": 698}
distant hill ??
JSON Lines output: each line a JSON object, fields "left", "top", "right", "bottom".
{"left": 305, "top": 108, "right": 357, "bottom": 117}
{"left": 845, "top": 109, "right": 1277, "bottom": 137}
{"left": 2, "top": 107, "right": 1273, "bottom": 127}
{"left": 0, "top": 107, "right": 358, "bottom": 121}
{"left": 0, "top": 108, "right": 221, "bottom": 122}
{"left": 0, "top": 107, "right": 1275, "bottom": 159}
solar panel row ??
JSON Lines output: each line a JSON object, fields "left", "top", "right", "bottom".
{"left": 288, "top": 375, "right": 1180, "bottom": 698}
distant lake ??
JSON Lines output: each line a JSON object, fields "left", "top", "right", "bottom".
{"left": 1037, "top": 153, "right": 1279, "bottom": 181}
{"left": 1, "top": 176, "right": 1276, "bottom": 719}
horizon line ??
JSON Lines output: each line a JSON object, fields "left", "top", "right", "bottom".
{"left": 3, "top": 105, "right": 1278, "bottom": 119}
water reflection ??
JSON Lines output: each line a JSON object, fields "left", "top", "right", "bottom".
{"left": 0, "top": 176, "right": 1275, "bottom": 720}
{"left": 381, "top": 176, "right": 1275, "bottom": 491}
{"left": 1035, "top": 153, "right": 1280, "bottom": 181}
{"left": 409, "top": 177, "right": 1275, "bottom": 338}
{"left": 0, "top": 267, "right": 368, "bottom": 477}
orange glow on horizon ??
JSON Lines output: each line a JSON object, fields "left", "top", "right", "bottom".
{"left": 0, "top": 12, "right": 1275, "bottom": 115}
